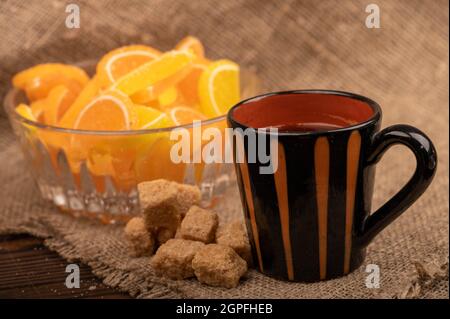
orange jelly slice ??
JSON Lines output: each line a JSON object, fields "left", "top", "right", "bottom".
{"left": 13, "top": 63, "right": 89, "bottom": 102}
{"left": 175, "top": 36, "right": 205, "bottom": 58}
{"left": 73, "top": 90, "right": 134, "bottom": 131}
{"left": 111, "top": 50, "right": 195, "bottom": 96}
{"left": 96, "top": 45, "right": 161, "bottom": 88}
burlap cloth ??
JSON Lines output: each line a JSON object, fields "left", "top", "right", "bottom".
{"left": 0, "top": 0, "right": 448, "bottom": 298}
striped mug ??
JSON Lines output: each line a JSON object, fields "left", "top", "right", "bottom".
{"left": 228, "top": 90, "right": 437, "bottom": 282}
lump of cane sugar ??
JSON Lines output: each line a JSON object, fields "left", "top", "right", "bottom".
{"left": 137, "top": 180, "right": 201, "bottom": 238}
{"left": 216, "top": 220, "right": 252, "bottom": 265}
{"left": 175, "top": 183, "right": 201, "bottom": 216}
{"left": 138, "top": 179, "right": 177, "bottom": 209}
{"left": 150, "top": 239, "right": 205, "bottom": 280}
{"left": 138, "top": 179, "right": 181, "bottom": 234}
{"left": 156, "top": 227, "right": 174, "bottom": 245}
{"left": 179, "top": 206, "right": 219, "bottom": 243}
{"left": 174, "top": 225, "right": 183, "bottom": 239}
{"left": 124, "top": 217, "right": 155, "bottom": 257}
{"left": 192, "top": 244, "right": 247, "bottom": 288}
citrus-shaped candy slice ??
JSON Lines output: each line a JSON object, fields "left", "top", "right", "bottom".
{"left": 96, "top": 45, "right": 161, "bottom": 88}
{"left": 167, "top": 106, "right": 207, "bottom": 126}
{"left": 30, "top": 99, "right": 46, "bottom": 122}
{"left": 178, "top": 62, "right": 208, "bottom": 106}
{"left": 42, "top": 85, "right": 77, "bottom": 125}
{"left": 198, "top": 59, "right": 240, "bottom": 117}
{"left": 130, "top": 65, "right": 191, "bottom": 105}
{"left": 131, "top": 105, "right": 174, "bottom": 129}
{"left": 15, "top": 103, "right": 40, "bottom": 134}
{"left": 24, "top": 75, "right": 84, "bottom": 102}
{"left": 175, "top": 36, "right": 205, "bottom": 58}
{"left": 12, "top": 63, "right": 89, "bottom": 96}
{"left": 15, "top": 103, "right": 36, "bottom": 122}
{"left": 59, "top": 76, "right": 101, "bottom": 128}
{"left": 158, "top": 87, "right": 179, "bottom": 108}
{"left": 112, "top": 50, "right": 194, "bottom": 96}
{"left": 73, "top": 90, "right": 134, "bottom": 131}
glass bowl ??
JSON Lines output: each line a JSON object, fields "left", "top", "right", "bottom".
{"left": 4, "top": 60, "right": 261, "bottom": 224}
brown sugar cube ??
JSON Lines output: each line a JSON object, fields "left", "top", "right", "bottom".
{"left": 192, "top": 244, "right": 247, "bottom": 288}
{"left": 138, "top": 179, "right": 181, "bottom": 234}
{"left": 150, "top": 239, "right": 205, "bottom": 280}
{"left": 124, "top": 217, "right": 155, "bottom": 257}
{"left": 174, "top": 225, "right": 183, "bottom": 239}
{"left": 179, "top": 206, "right": 218, "bottom": 243}
{"left": 175, "top": 183, "right": 201, "bottom": 216}
{"left": 138, "top": 179, "right": 177, "bottom": 208}
{"left": 216, "top": 220, "right": 253, "bottom": 265}
{"left": 156, "top": 227, "right": 175, "bottom": 245}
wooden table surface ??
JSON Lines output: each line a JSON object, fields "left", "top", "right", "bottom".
{"left": 0, "top": 234, "right": 130, "bottom": 299}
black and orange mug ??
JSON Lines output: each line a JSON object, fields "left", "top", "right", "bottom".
{"left": 227, "top": 90, "right": 437, "bottom": 282}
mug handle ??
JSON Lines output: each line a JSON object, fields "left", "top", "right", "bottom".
{"left": 358, "top": 124, "right": 437, "bottom": 247}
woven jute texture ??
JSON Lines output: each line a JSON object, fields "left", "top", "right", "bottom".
{"left": 0, "top": 0, "right": 448, "bottom": 298}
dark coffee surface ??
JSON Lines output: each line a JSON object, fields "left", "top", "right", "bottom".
{"left": 270, "top": 122, "right": 344, "bottom": 133}
{"left": 232, "top": 93, "right": 372, "bottom": 130}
